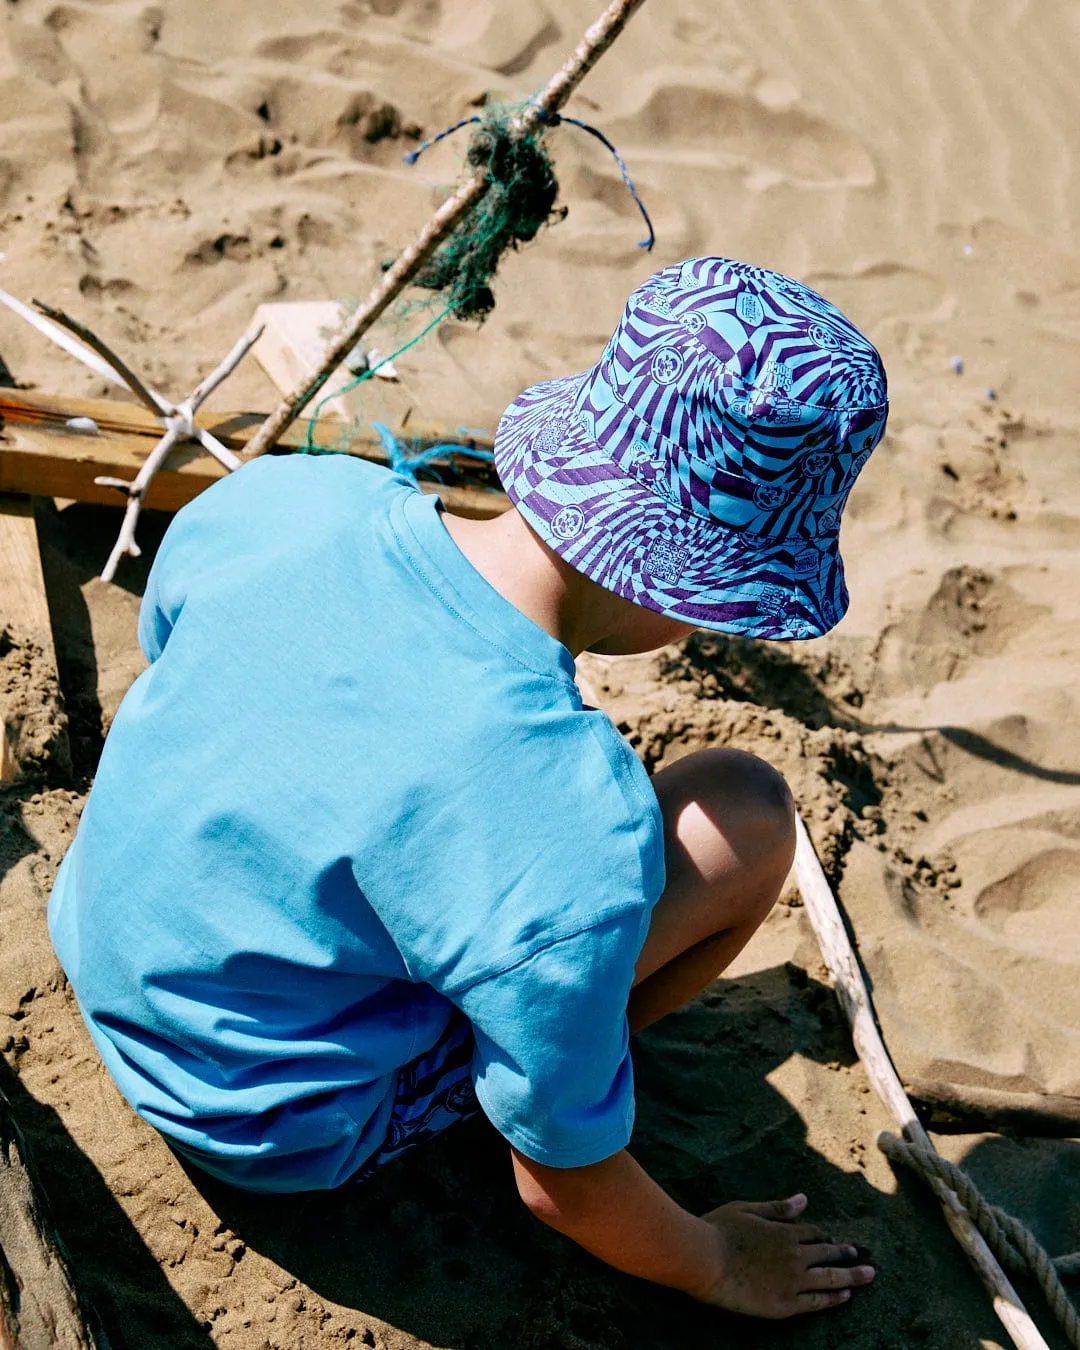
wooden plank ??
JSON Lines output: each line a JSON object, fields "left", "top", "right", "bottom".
{"left": 0, "top": 1087, "right": 101, "bottom": 1347}
{"left": 907, "top": 1078, "right": 1080, "bottom": 1137}
{"left": 0, "top": 388, "right": 495, "bottom": 456}
{"left": 252, "top": 301, "right": 360, "bottom": 422}
{"left": 0, "top": 496, "right": 51, "bottom": 641}
{"left": 0, "top": 495, "right": 66, "bottom": 782}
{"left": 0, "top": 390, "right": 507, "bottom": 520}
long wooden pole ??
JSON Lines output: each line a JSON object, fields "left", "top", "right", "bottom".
{"left": 792, "top": 815, "right": 1050, "bottom": 1350}
{"left": 243, "top": 0, "right": 649, "bottom": 459}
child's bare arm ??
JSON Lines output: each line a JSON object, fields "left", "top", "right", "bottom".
{"left": 511, "top": 1148, "right": 874, "bottom": 1319}
{"left": 512, "top": 1147, "right": 720, "bottom": 1293}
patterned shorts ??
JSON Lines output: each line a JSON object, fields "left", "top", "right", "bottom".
{"left": 352, "top": 1013, "right": 479, "bottom": 1181}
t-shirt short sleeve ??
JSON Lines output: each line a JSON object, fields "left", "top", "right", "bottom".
{"left": 454, "top": 911, "right": 646, "bottom": 1168}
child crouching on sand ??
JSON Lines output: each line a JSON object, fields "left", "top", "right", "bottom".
{"left": 49, "top": 257, "right": 887, "bottom": 1319}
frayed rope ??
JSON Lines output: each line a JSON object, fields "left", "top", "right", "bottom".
{"left": 405, "top": 108, "right": 655, "bottom": 251}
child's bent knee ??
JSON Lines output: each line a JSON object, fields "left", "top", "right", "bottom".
{"left": 657, "top": 747, "right": 796, "bottom": 884}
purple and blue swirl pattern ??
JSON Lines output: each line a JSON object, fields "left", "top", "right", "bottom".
{"left": 493, "top": 257, "right": 888, "bottom": 639}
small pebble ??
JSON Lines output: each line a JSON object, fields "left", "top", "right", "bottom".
{"left": 985, "top": 386, "right": 997, "bottom": 400}
{"left": 345, "top": 341, "right": 368, "bottom": 375}
{"left": 66, "top": 416, "right": 100, "bottom": 434}
{"left": 963, "top": 243, "right": 974, "bottom": 257}
{"left": 949, "top": 355, "right": 964, "bottom": 374}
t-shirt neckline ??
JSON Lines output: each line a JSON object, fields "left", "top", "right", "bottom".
{"left": 393, "top": 487, "right": 579, "bottom": 687}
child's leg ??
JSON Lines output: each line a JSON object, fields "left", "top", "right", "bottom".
{"left": 630, "top": 747, "right": 795, "bottom": 1032}
{"left": 513, "top": 746, "right": 874, "bottom": 1315}
{"left": 513, "top": 748, "right": 876, "bottom": 1315}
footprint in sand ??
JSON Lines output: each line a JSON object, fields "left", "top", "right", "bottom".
{"left": 603, "top": 72, "right": 876, "bottom": 190}
{"left": 972, "top": 841, "right": 1080, "bottom": 961}
{"left": 41, "top": 2, "right": 165, "bottom": 138}
{"left": 426, "top": 0, "right": 560, "bottom": 77}
{"left": 348, "top": 0, "right": 561, "bottom": 76}
{"left": 873, "top": 564, "right": 1049, "bottom": 698}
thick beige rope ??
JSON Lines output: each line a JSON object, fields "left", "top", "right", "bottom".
{"left": 879, "top": 1132, "right": 1080, "bottom": 1348}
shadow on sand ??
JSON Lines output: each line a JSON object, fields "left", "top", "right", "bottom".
{"left": 34, "top": 499, "right": 168, "bottom": 782}
{"left": 0, "top": 1058, "right": 216, "bottom": 1349}
{"left": 193, "top": 963, "right": 1006, "bottom": 1350}
{"left": 667, "top": 631, "right": 1080, "bottom": 785}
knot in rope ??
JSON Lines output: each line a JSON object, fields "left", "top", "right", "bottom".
{"left": 879, "top": 1131, "right": 1080, "bottom": 1348}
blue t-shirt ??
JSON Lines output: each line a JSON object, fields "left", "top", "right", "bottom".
{"left": 48, "top": 454, "right": 664, "bottom": 1192}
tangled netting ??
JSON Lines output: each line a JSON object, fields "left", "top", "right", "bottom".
{"left": 300, "top": 100, "right": 653, "bottom": 458}
{"left": 411, "top": 107, "right": 562, "bottom": 322}
{"left": 880, "top": 1131, "right": 1080, "bottom": 1347}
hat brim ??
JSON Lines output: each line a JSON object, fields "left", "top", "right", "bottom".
{"left": 493, "top": 372, "right": 849, "bottom": 641}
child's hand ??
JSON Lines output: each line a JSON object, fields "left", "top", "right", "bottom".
{"left": 692, "top": 1193, "right": 875, "bottom": 1318}
{"left": 512, "top": 1149, "right": 872, "bottom": 1318}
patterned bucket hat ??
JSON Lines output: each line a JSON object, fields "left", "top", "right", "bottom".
{"left": 493, "top": 256, "right": 888, "bottom": 640}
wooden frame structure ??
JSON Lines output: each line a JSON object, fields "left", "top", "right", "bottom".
{"left": 0, "top": 390, "right": 507, "bottom": 521}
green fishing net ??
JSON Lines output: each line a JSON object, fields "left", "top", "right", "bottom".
{"left": 410, "top": 105, "right": 563, "bottom": 322}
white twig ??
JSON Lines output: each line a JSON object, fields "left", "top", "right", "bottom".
{"left": 95, "top": 332, "right": 263, "bottom": 579}
{"left": 792, "top": 815, "right": 1050, "bottom": 1350}
{"left": 32, "top": 298, "right": 169, "bottom": 416}
{"left": 0, "top": 294, "right": 259, "bottom": 579}
{"left": 193, "top": 426, "right": 243, "bottom": 473}
{"left": 98, "top": 423, "right": 184, "bottom": 582}
{"left": 188, "top": 325, "right": 264, "bottom": 412}
{"left": 0, "top": 288, "right": 132, "bottom": 393}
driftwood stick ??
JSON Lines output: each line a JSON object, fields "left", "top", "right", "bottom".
{"left": 97, "top": 423, "right": 184, "bottom": 581}
{"left": 0, "top": 1089, "right": 100, "bottom": 1348}
{"left": 0, "top": 292, "right": 259, "bottom": 576}
{"left": 242, "top": 173, "right": 486, "bottom": 459}
{"left": 242, "top": 0, "right": 649, "bottom": 458}
{"left": 191, "top": 425, "right": 244, "bottom": 474}
{"left": 92, "top": 331, "right": 254, "bottom": 579}
{"left": 32, "top": 299, "right": 168, "bottom": 417}
{"left": 187, "top": 324, "right": 265, "bottom": 413}
{"left": 0, "top": 289, "right": 129, "bottom": 395}
{"left": 878, "top": 1133, "right": 1080, "bottom": 1346}
{"left": 906, "top": 1079, "right": 1080, "bottom": 1138}
{"left": 792, "top": 815, "right": 1051, "bottom": 1350}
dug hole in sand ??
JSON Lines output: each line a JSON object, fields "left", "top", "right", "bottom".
{"left": 2, "top": 0, "right": 1079, "bottom": 1346}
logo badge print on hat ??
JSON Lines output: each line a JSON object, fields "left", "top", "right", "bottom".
{"left": 493, "top": 256, "right": 889, "bottom": 640}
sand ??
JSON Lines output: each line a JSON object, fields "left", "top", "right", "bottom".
{"left": 2, "top": 0, "right": 1080, "bottom": 1346}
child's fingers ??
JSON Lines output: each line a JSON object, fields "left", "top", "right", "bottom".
{"left": 797, "top": 1288, "right": 852, "bottom": 1313}
{"left": 801, "top": 1263, "right": 875, "bottom": 1292}
{"left": 733, "top": 1194, "right": 809, "bottom": 1221}
{"left": 801, "top": 1242, "right": 859, "bottom": 1269}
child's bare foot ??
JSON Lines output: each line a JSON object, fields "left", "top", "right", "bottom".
{"left": 694, "top": 1194, "right": 875, "bottom": 1318}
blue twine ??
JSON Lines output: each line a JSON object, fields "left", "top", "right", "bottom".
{"left": 402, "top": 116, "right": 482, "bottom": 166}
{"left": 403, "top": 107, "right": 654, "bottom": 250}
{"left": 548, "top": 114, "right": 655, "bottom": 250}
{"left": 372, "top": 421, "right": 496, "bottom": 482}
